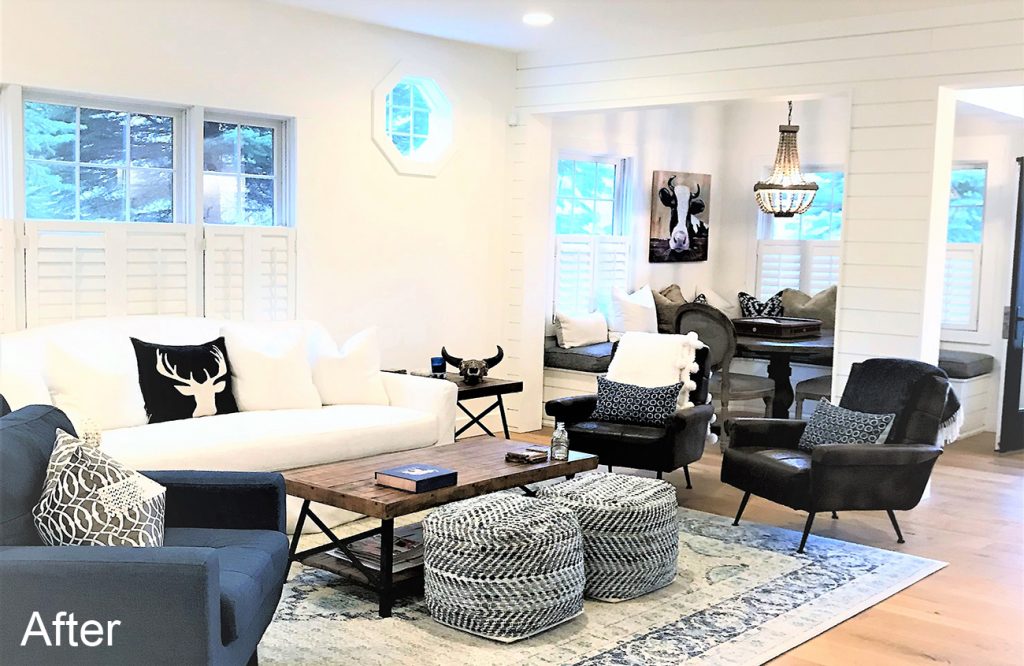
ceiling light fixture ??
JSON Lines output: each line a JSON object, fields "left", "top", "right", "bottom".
{"left": 522, "top": 12, "right": 554, "bottom": 27}
{"left": 754, "top": 101, "right": 818, "bottom": 217}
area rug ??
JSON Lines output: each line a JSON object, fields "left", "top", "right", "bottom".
{"left": 262, "top": 507, "right": 945, "bottom": 665}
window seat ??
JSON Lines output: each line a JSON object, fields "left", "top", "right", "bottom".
{"left": 937, "top": 349, "right": 994, "bottom": 379}
{"left": 544, "top": 336, "right": 614, "bottom": 374}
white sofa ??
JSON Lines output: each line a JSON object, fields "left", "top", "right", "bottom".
{"left": 0, "top": 316, "right": 458, "bottom": 530}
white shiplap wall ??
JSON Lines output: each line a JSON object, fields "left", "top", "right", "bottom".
{"left": 506, "top": 2, "right": 1024, "bottom": 425}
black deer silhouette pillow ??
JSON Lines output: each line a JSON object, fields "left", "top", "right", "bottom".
{"left": 131, "top": 337, "right": 239, "bottom": 424}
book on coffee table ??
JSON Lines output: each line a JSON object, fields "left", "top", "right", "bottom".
{"left": 506, "top": 446, "right": 550, "bottom": 463}
{"left": 327, "top": 524, "right": 424, "bottom": 573}
{"left": 375, "top": 465, "right": 457, "bottom": 493}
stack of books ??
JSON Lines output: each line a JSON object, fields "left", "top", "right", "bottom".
{"left": 505, "top": 446, "right": 549, "bottom": 463}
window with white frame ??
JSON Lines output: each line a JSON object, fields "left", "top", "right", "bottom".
{"left": 0, "top": 87, "right": 296, "bottom": 333}
{"left": 942, "top": 164, "right": 986, "bottom": 330}
{"left": 756, "top": 169, "right": 844, "bottom": 299}
{"left": 203, "top": 118, "right": 281, "bottom": 226}
{"left": 552, "top": 157, "right": 629, "bottom": 317}
{"left": 24, "top": 99, "right": 180, "bottom": 222}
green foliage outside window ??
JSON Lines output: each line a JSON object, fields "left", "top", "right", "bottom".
{"left": 947, "top": 166, "right": 985, "bottom": 244}
{"left": 555, "top": 159, "right": 617, "bottom": 235}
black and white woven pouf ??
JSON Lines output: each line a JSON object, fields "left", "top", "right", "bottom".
{"left": 422, "top": 492, "right": 585, "bottom": 642}
{"left": 538, "top": 473, "right": 679, "bottom": 602}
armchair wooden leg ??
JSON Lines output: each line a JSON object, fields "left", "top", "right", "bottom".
{"left": 831, "top": 511, "right": 838, "bottom": 519}
{"left": 732, "top": 491, "right": 751, "bottom": 526}
{"left": 887, "top": 510, "right": 906, "bottom": 544}
{"left": 762, "top": 397, "right": 773, "bottom": 417}
{"left": 797, "top": 513, "right": 816, "bottom": 553}
{"left": 656, "top": 470, "right": 663, "bottom": 480}
{"left": 796, "top": 397, "right": 804, "bottom": 419}
{"left": 682, "top": 465, "right": 692, "bottom": 489}
{"left": 607, "top": 465, "right": 613, "bottom": 473}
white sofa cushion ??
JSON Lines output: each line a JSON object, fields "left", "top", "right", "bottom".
{"left": 44, "top": 340, "right": 148, "bottom": 431}
{"left": 554, "top": 311, "right": 608, "bottom": 348}
{"left": 100, "top": 404, "right": 439, "bottom": 473}
{"left": 221, "top": 324, "right": 322, "bottom": 411}
{"left": 609, "top": 285, "right": 658, "bottom": 339}
{"left": 314, "top": 328, "right": 390, "bottom": 406}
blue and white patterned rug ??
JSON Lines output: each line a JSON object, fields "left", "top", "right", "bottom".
{"left": 262, "top": 508, "right": 944, "bottom": 665}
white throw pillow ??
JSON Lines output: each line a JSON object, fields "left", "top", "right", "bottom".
{"left": 554, "top": 311, "right": 608, "bottom": 348}
{"left": 694, "top": 284, "right": 742, "bottom": 320}
{"left": 606, "top": 331, "right": 705, "bottom": 409}
{"left": 609, "top": 286, "right": 658, "bottom": 336}
{"left": 221, "top": 325, "right": 322, "bottom": 411}
{"left": 43, "top": 341, "right": 148, "bottom": 431}
{"left": 314, "top": 328, "right": 390, "bottom": 406}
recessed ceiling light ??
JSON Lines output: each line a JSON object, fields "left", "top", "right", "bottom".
{"left": 523, "top": 12, "right": 554, "bottom": 27}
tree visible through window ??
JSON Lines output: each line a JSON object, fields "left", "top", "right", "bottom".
{"left": 24, "top": 101, "right": 175, "bottom": 222}
{"left": 555, "top": 159, "right": 618, "bottom": 235}
{"left": 202, "top": 121, "right": 277, "bottom": 226}
{"left": 943, "top": 165, "right": 986, "bottom": 330}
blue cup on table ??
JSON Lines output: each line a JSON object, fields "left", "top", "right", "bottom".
{"left": 431, "top": 356, "right": 446, "bottom": 378}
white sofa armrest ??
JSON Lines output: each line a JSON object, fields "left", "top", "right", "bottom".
{"left": 380, "top": 372, "right": 457, "bottom": 445}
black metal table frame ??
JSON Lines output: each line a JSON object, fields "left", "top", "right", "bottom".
{"left": 455, "top": 394, "right": 510, "bottom": 439}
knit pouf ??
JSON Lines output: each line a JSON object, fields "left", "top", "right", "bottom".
{"left": 422, "top": 493, "right": 585, "bottom": 642}
{"left": 538, "top": 473, "right": 679, "bottom": 602}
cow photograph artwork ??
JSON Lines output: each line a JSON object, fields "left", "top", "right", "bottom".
{"left": 649, "top": 171, "right": 711, "bottom": 263}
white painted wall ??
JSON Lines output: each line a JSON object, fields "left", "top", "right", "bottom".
{"left": 503, "top": 1, "right": 1024, "bottom": 430}
{"left": 0, "top": 0, "right": 515, "bottom": 374}
{"left": 943, "top": 105, "right": 1024, "bottom": 430}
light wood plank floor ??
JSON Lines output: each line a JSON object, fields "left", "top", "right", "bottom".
{"left": 514, "top": 428, "right": 1024, "bottom": 665}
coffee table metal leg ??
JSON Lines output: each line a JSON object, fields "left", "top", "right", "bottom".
{"left": 288, "top": 500, "right": 310, "bottom": 561}
{"left": 497, "top": 394, "right": 510, "bottom": 438}
{"left": 378, "top": 518, "right": 394, "bottom": 618}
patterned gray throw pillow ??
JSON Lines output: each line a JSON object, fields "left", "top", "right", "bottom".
{"left": 33, "top": 430, "right": 166, "bottom": 547}
{"left": 591, "top": 376, "right": 682, "bottom": 427}
{"left": 797, "top": 399, "right": 896, "bottom": 452}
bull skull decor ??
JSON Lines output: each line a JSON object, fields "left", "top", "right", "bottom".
{"left": 440, "top": 346, "right": 504, "bottom": 385}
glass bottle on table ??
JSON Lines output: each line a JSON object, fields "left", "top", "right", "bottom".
{"left": 551, "top": 422, "right": 570, "bottom": 461}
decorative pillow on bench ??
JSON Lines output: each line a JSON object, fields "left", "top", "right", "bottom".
{"left": 797, "top": 399, "right": 895, "bottom": 452}
{"left": 590, "top": 376, "right": 683, "bottom": 427}
{"left": 738, "top": 290, "right": 785, "bottom": 318}
{"left": 33, "top": 429, "right": 166, "bottom": 547}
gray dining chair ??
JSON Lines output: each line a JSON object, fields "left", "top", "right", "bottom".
{"left": 675, "top": 302, "right": 775, "bottom": 420}
{"left": 794, "top": 374, "right": 833, "bottom": 419}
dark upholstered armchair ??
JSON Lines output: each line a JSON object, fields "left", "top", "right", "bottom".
{"left": 722, "top": 358, "right": 948, "bottom": 552}
{"left": 0, "top": 405, "right": 288, "bottom": 666}
{"left": 545, "top": 347, "right": 714, "bottom": 488}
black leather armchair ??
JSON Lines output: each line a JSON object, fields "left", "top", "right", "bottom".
{"left": 722, "top": 358, "right": 948, "bottom": 552}
{"left": 545, "top": 347, "right": 714, "bottom": 488}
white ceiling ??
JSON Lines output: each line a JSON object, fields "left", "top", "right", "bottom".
{"left": 269, "top": 0, "right": 989, "bottom": 54}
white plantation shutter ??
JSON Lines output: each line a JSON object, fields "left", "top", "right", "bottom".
{"left": 943, "top": 244, "right": 981, "bottom": 330}
{"left": 124, "top": 226, "right": 198, "bottom": 317}
{"left": 554, "top": 234, "right": 628, "bottom": 317}
{"left": 554, "top": 236, "right": 595, "bottom": 316}
{"left": 806, "top": 241, "right": 841, "bottom": 294}
{"left": 757, "top": 240, "right": 840, "bottom": 299}
{"left": 756, "top": 241, "right": 802, "bottom": 299}
{"left": 24, "top": 222, "right": 200, "bottom": 327}
{"left": 0, "top": 219, "right": 18, "bottom": 332}
{"left": 204, "top": 226, "right": 296, "bottom": 321}
{"left": 25, "top": 223, "right": 112, "bottom": 326}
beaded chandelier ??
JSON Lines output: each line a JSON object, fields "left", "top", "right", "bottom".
{"left": 754, "top": 101, "right": 818, "bottom": 217}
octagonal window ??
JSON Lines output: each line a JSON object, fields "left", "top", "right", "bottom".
{"left": 373, "top": 70, "right": 454, "bottom": 176}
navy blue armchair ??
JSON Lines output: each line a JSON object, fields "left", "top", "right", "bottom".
{"left": 0, "top": 405, "right": 289, "bottom": 666}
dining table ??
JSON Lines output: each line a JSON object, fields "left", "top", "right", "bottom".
{"left": 734, "top": 333, "right": 835, "bottom": 418}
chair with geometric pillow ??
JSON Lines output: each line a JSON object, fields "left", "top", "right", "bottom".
{"left": 545, "top": 332, "right": 715, "bottom": 488}
{"left": 0, "top": 401, "right": 288, "bottom": 666}
{"left": 721, "top": 358, "right": 952, "bottom": 552}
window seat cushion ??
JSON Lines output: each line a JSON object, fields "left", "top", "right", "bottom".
{"left": 937, "top": 349, "right": 994, "bottom": 379}
{"left": 544, "top": 336, "right": 613, "bottom": 374}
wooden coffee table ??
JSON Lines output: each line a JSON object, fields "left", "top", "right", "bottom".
{"left": 283, "top": 437, "right": 598, "bottom": 617}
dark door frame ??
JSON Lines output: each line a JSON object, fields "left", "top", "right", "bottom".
{"left": 998, "top": 156, "right": 1024, "bottom": 452}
